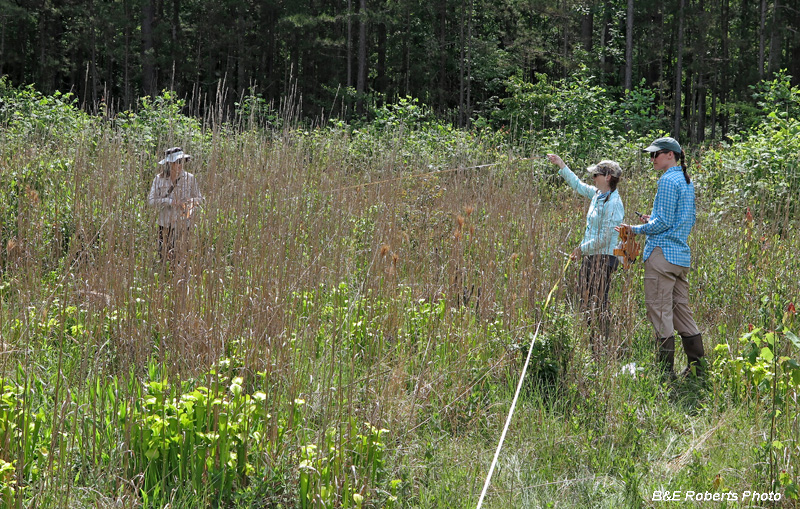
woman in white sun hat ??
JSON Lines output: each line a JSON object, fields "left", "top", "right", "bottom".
{"left": 147, "top": 147, "right": 203, "bottom": 261}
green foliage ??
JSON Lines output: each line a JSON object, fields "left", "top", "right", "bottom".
{"left": 517, "top": 303, "right": 576, "bottom": 397}
{"left": 0, "top": 76, "right": 91, "bottom": 142}
{"left": 0, "top": 375, "right": 50, "bottom": 503}
{"left": 342, "top": 96, "right": 510, "bottom": 174}
{"left": 713, "top": 310, "right": 800, "bottom": 498}
{"left": 234, "top": 90, "right": 283, "bottom": 130}
{"left": 370, "top": 96, "right": 435, "bottom": 130}
{"left": 0, "top": 458, "right": 15, "bottom": 507}
{"left": 752, "top": 70, "right": 800, "bottom": 119}
{"left": 299, "top": 421, "right": 396, "bottom": 509}
{"left": 293, "top": 282, "right": 389, "bottom": 361}
{"left": 495, "top": 73, "right": 554, "bottom": 132}
{"left": 713, "top": 321, "right": 800, "bottom": 404}
{"left": 114, "top": 90, "right": 208, "bottom": 153}
{"left": 125, "top": 370, "right": 270, "bottom": 502}
{"left": 699, "top": 71, "right": 800, "bottom": 218}
{"left": 614, "top": 79, "right": 667, "bottom": 135}
{"left": 699, "top": 119, "right": 800, "bottom": 218}
{"left": 0, "top": 354, "right": 404, "bottom": 507}
{"left": 494, "top": 68, "right": 662, "bottom": 159}
{"left": 0, "top": 156, "right": 74, "bottom": 272}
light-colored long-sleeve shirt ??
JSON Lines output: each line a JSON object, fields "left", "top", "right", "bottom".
{"left": 147, "top": 171, "right": 203, "bottom": 227}
{"left": 631, "top": 166, "right": 695, "bottom": 267}
{"left": 559, "top": 166, "right": 625, "bottom": 256}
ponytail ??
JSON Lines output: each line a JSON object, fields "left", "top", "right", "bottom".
{"left": 608, "top": 175, "right": 620, "bottom": 193}
{"left": 679, "top": 151, "right": 690, "bottom": 184}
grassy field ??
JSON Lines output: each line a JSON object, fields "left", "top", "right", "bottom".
{"left": 0, "top": 89, "right": 799, "bottom": 508}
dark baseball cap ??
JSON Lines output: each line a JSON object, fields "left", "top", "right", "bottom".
{"left": 642, "top": 137, "right": 682, "bottom": 154}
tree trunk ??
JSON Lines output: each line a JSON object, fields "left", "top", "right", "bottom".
{"left": 376, "top": 20, "right": 386, "bottom": 102}
{"left": 791, "top": 0, "right": 800, "bottom": 86}
{"left": 721, "top": 0, "right": 729, "bottom": 137}
{"left": 686, "top": 67, "right": 694, "bottom": 142}
{"left": 466, "top": 0, "right": 473, "bottom": 125}
{"left": 105, "top": 20, "right": 113, "bottom": 104}
{"left": 171, "top": 0, "right": 181, "bottom": 90}
{"left": 758, "top": 0, "right": 767, "bottom": 80}
{"left": 403, "top": 3, "right": 410, "bottom": 95}
{"left": 657, "top": 9, "right": 664, "bottom": 104}
{"left": 673, "top": 0, "right": 685, "bottom": 138}
{"left": 438, "top": 0, "right": 447, "bottom": 106}
{"left": 356, "top": 0, "right": 367, "bottom": 114}
{"left": 123, "top": 0, "right": 131, "bottom": 107}
{"left": 624, "top": 0, "right": 633, "bottom": 92}
{"left": 562, "top": 0, "right": 569, "bottom": 78}
{"left": 263, "top": 5, "right": 276, "bottom": 98}
{"left": 347, "top": 0, "right": 353, "bottom": 88}
{"left": 237, "top": 12, "right": 246, "bottom": 96}
{"left": 38, "top": 9, "right": 51, "bottom": 89}
{"left": 89, "top": 0, "right": 98, "bottom": 107}
{"left": 581, "top": 7, "right": 593, "bottom": 52}
{"left": 0, "top": 11, "right": 5, "bottom": 77}
{"left": 142, "top": 0, "right": 157, "bottom": 97}
{"left": 459, "top": 0, "right": 465, "bottom": 126}
{"left": 599, "top": 1, "right": 612, "bottom": 70}
{"left": 767, "top": 0, "right": 780, "bottom": 75}
{"left": 698, "top": 71, "right": 706, "bottom": 143}
{"left": 711, "top": 73, "right": 717, "bottom": 140}
{"left": 695, "top": 0, "right": 706, "bottom": 142}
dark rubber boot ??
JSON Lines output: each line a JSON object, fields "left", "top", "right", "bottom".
{"left": 680, "top": 333, "right": 706, "bottom": 377}
{"left": 657, "top": 336, "right": 676, "bottom": 381}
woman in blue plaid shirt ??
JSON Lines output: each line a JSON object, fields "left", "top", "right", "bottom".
{"left": 618, "top": 137, "right": 705, "bottom": 380}
{"left": 548, "top": 154, "right": 625, "bottom": 354}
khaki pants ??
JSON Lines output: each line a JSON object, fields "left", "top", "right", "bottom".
{"left": 644, "top": 247, "right": 700, "bottom": 338}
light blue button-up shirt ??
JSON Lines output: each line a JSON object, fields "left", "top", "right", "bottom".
{"left": 631, "top": 166, "right": 696, "bottom": 267}
{"left": 559, "top": 166, "right": 625, "bottom": 256}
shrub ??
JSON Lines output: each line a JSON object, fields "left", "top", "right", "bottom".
{"left": 0, "top": 77, "right": 91, "bottom": 143}
{"left": 114, "top": 90, "right": 208, "bottom": 154}
{"left": 494, "top": 67, "right": 660, "bottom": 159}
{"left": 698, "top": 71, "right": 800, "bottom": 219}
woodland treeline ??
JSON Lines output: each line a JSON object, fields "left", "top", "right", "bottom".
{"left": 1, "top": 0, "right": 799, "bottom": 142}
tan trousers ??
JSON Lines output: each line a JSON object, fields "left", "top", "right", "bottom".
{"left": 644, "top": 247, "right": 700, "bottom": 338}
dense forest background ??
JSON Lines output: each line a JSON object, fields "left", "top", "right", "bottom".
{"left": 2, "top": 0, "right": 800, "bottom": 142}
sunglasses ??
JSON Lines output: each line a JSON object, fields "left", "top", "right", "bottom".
{"left": 650, "top": 150, "right": 670, "bottom": 159}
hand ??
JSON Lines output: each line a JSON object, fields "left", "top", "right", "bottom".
{"left": 182, "top": 201, "right": 194, "bottom": 218}
{"left": 547, "top": 154, "right": 566, "bottom": 169}
{"left": 615, "top": 224, "right": 633, "bottom": 234}
{"left": 639, "top": 214, "right": 650, "bottom": 223}
{"left": 570, "top": 246, "right": 581, "bottom": 260}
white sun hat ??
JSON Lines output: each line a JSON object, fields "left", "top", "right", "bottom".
{"left": 158, "top": 146, "right": 192, "bottom": 165}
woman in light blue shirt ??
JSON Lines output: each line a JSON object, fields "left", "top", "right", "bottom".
{"left": 547, "top": 154, "right": 625, "bottom": 352}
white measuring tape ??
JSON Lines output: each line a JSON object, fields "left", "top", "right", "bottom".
{"left": 476, "top": 254, "right": 573, "bottom": 508}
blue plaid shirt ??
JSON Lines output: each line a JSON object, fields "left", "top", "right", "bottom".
{"left": 559, "top": 166, "right": 625, "bottom": 256}
{"left": 632, "top": 166, "right": 696, "bottom": 267}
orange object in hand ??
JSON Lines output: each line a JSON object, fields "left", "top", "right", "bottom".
{"left": 614, "top": 226, "right": 640, "bottom": 269}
